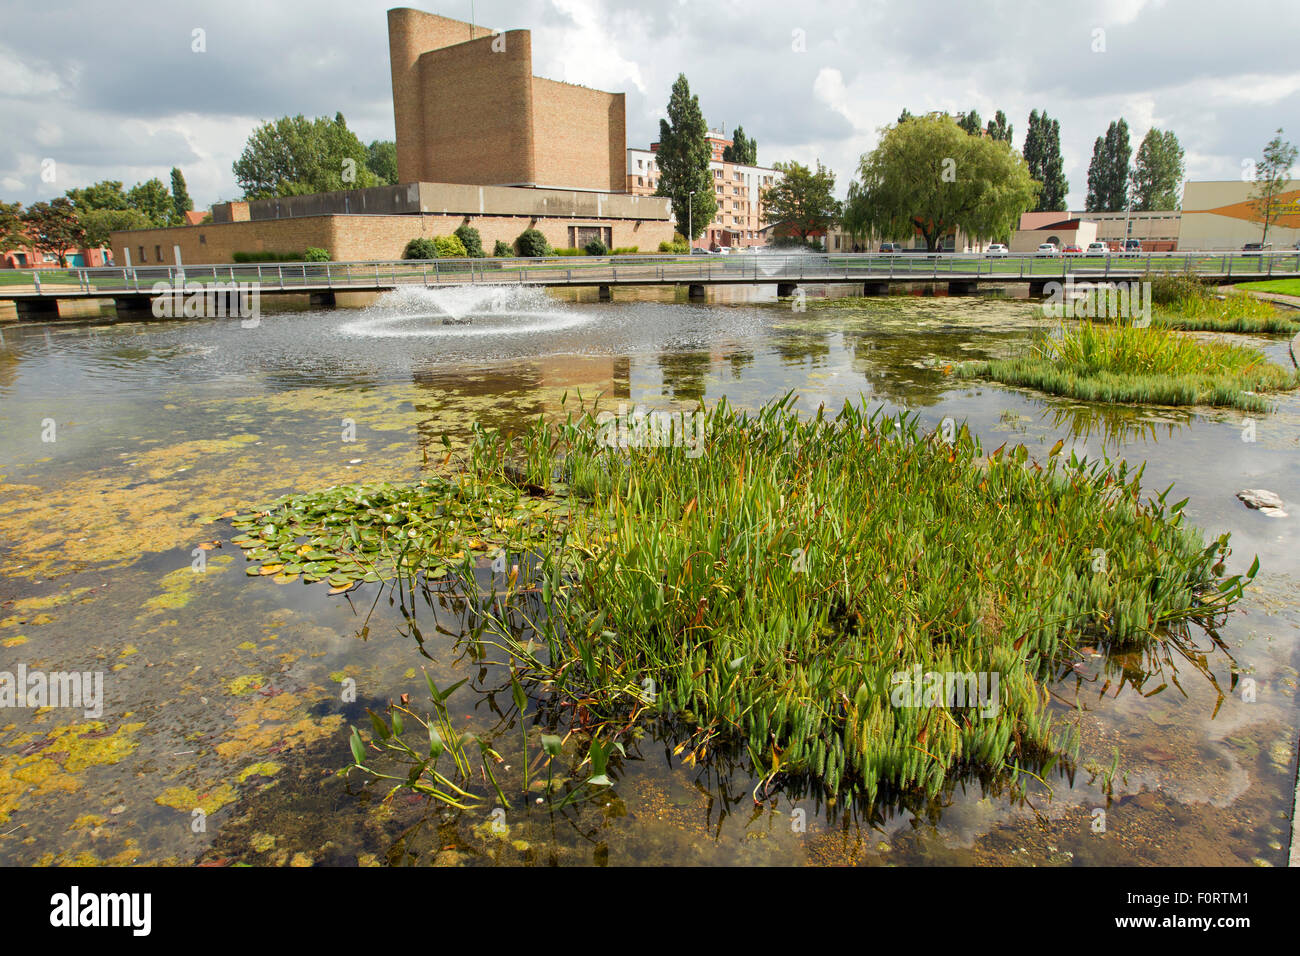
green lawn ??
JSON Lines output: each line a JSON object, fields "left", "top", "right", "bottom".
{"left": 1236, "top": 279, "right": 1300, "bottom": 297}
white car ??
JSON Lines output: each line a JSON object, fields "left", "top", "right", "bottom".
{"left": 986, "top": 243, "right": 1009, "bottom": 256}
{"left": 1035, "top": 243, "right": 1059, "bottom": 256}
{"left": 1086, "top": 242, "right": 1109, "bottom": 256}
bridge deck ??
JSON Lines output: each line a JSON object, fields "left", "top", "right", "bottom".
{"left": 2, "top": 251, "right": 1297, "bottom": 302}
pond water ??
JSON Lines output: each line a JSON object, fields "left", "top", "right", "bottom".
{"left": 1, "top": 284, "right": 1297, "bottom": 866}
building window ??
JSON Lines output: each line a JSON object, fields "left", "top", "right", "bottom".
{"left": 139, "top": 246, "right": 146, "bottom": 263}
{"left": 199, "top": 233, "right": 206, "bottom": 245}
{"left": 155, "top": 245, "right": 162, "bottom": 262}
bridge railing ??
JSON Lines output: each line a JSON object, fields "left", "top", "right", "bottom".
{"left": 3, "top": 249, "right": 1299, "bottom": 296}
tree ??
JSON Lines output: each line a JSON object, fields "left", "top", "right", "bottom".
{"left": 985, "top": 110, "right": 1013, "bottom": 144}
{"left": 0, "top": 201, "right": 25, "bottom": 252}
{"left": 127, "top": 179, "right": 174, "bottom": 226}
{"left": 1086, "top": 118, "right": 1132, "bottom": 211}
{"left": 22, "top": 198, "right": 86, "bottom": 266}
{"left": 80, "top": 208, "right": 151, "bottom": 247}
{"left": 761, "top": 160, "right": 840, "bottom": 244}
{"left": 170, "top": 168, "right": 193, "bottom": 223}
{"left": 843, "top": 114, "right": 1039, "bottom": 251}
{"left": 454, "top": 223, "right": 484, "bottom": 257}
{"left": 233, "top": 113, "right": 380, "bottom": 199}
{"left": 1251, "top": 129, "right": 1299, "bottom": 245}
{"left": 367, "top": 140, "right": 399, "bottom": 184}
{"left": 1130, "top": 129, "right": 1185, "bottom": 210}
{"left": 1022, "top": 109, "right": 1068, "bottom": 211}
{"left": 956, "top": 109, "right": 983, "bottom": 137}
{"left": 897, "top": 108, "right": 914, "bottom": 125}
{"left": 66, "top": 181, "right": 129, "bottom": 213}
{"left": 722, "top": 125, "right": 757, "bottom": 165}
{"left": 654, "top": 74, "right": 716, "bottom": 241}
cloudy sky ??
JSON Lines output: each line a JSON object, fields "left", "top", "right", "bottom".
{"left": 3, "top": 0, "right": 1298, "bottom": 210}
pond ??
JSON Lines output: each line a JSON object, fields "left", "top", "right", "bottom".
{"left": 0, "top": 283, "right": 1297, "bottom": 866}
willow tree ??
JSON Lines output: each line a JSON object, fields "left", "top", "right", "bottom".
{"left": 844, "top": 114, "right": 1039, "bottom": 251}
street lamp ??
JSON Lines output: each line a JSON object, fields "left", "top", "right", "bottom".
{"left": 689, "top": 190, "right": 694, "bottom": 253}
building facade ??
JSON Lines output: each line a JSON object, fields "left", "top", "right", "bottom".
{"left": 388, "top": 8, "right": 625, "bottom": 193}
{"left": 1178, "top": 180, "right": 1300, "bottom": 250}
{"left": 626, "top": 129, "right": 779, "bottom": 249}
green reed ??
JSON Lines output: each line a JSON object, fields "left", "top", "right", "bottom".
{"left": 457, "top": 396, "right": 1254, "bottom": 801}
{"left": 959, "top": 321, "right": 1299, "bottom": 412}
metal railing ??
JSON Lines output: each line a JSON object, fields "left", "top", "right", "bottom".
{"left": 3, "top": 249, "right": 1299, "bottom": 298}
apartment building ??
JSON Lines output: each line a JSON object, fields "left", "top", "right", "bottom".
{"left": 627, "top": 129, "right": 780, "bottom": 249}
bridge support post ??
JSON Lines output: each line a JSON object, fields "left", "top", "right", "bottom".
{"left": 113, "top": 295, "right": 155, "bottom": 319}
{"left": 14, "top": 298, "right": 60, "bottom": 320}
{"left": 1028, "top": 280, "right": 1049, "bottom": 297}
{"left": 862, "top": 281, "right": 889, "bottom": 297}
{"left": 309, "top": 292, "right": 336, "bottom": 309}
{"left": 598, "top": 284, "right": 611, "bottom": 301}
{"left": 687, "top": 283, "right": 706, "bottom": 300}
{"left": 777, "top": 282, "right": 798, "bottom": 298}
{"left": 948, "top": 280, "right": 977, "bottom": 296}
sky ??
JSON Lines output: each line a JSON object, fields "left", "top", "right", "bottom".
{"left": 2, "top": 0, "right": 1298, "bottom": 211}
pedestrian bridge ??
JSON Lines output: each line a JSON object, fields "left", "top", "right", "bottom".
{"left": 2, "top": 250, "right": 1298, "bottom": 318}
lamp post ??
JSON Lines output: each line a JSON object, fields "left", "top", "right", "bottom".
{"left": 689, "top": 190, "right": 694, "bottom": 253}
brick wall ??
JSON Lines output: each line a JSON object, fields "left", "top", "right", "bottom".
{"left": 112, "top": 213, "right": 675, "bottom": 266}
{"left": 531, "top": 78, "right": 623, "bottom": 192}
{"left": 389, "top": 8, "right": 626, "bottom": 193}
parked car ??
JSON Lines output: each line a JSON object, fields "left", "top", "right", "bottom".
{"left": 1063, "top": 245, "right": 1083, "bottom": 256}
{"left": 689, "top": 247, "right": 710, "bottom": 256}
{"left": 1035, "top": 243, "right": 1059, "bottom": 256}
{"left": 1120, "top": 239, "right": 1142, "bottom": 257}
{"left": 878, "top": 242, "right": 903, "bottom": 254}
{"left": 1242, "top": 242, "right": 1271, "bottom": 253}
{"left": 1085, "top": 242, "right": 1110, "bottom": 257}
{"left": 985, "top": 243, "right": 1009, "bottom": 256}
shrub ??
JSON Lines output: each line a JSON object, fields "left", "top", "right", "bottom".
{"left": 434, "top": 235, "right": 468, "bottom": 258}
{"left": 454, "top": 225, "right": 484, "bottom": 258}
{"left": 1147, "top": 272, "right": 1209, "bottom": 306}
{"left": 492, "top": 240, "right": 514, "bottom": 258}
{"left": 658, "top": 237, "right": 689, "bottom": 254}
{"left": 402, "top": 237, "right": 437, "bottom": 260}
{"left": 232, "top": 250, "right": 305, "bottom": 263}
{"left": 304, "top": 247, "right": 330, "bottom": 262}
{"left": 515, "top": 228, "right": 551, "bottom": 257}
{"left": 584, "top": 237, "right": 609, "bottom": 257}
{"left": 553, "top": 248, "right": 585, "bottom": 256}
{"left": 611, "top": 246, "right": 639, "bottom": 255}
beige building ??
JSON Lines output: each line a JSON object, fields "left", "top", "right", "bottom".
{"left": 388, "top": 8, "right": 625, "bottom": 192}
{"left": 1178, "top": 179, "right": 1300, "bottom": 250}
{"left": 627, "top": 129, "right": 779, "bottom": 249}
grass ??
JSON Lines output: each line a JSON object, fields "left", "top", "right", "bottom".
{"left": 958, "top": 322, "right": 1300, "bottom": 412}
{"left": 1236, "top": 278, "right": 1300, "bottom": 298}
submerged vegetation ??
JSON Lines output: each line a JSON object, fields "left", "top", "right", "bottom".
{"left": 232, "top": 397, "right": 1255, "bottom": 803}
{"left": 958, "top": 321, "right": 1300, "bottom": 412}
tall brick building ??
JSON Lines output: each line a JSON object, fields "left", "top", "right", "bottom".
{"left": 388, "top": 8, "right": 626, "bottom": 193}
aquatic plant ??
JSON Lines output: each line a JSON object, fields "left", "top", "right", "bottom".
{"left": 236, "top": 396, "right": 1256, "bottom": 802}
{"left": 958, "top": 322, "right": 1299, "bottom": 412}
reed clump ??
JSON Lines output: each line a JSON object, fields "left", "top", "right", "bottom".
{"left": 958, "top": 321, "right": 1299, "bottom": 412}
{"left": 1148, "top": 273, "right": 1297, "bottom": 333}
{"left": 460, "top": 396, "right": 1253, "bottom": 800}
